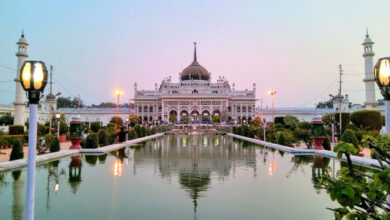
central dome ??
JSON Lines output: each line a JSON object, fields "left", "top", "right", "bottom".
{"left": 180, "top": 43, "right": 210, "bottom": 81}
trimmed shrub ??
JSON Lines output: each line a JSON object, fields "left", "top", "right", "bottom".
{"left": 110, "top": 116, "right": 123, "bottom": 127}
{"left": 9, "top": 125, "right": 24, "bottom": 135}
{"left": 141, "top": 126, "right": 147, "bottom": 137}
{"left": 128, "top": 129, "right": 138, "bottom": 140}
{"left": 108, "top": 132, "right": 116, "bottom": 144}
{"left": 59, "top": 122, "right": 68, "bottom": 135}
{"left": 85, "top": 133, "right": 98, "bottom": 149}
{"left": 345, "top": 123, "right": 359, "bottom": 131}
{"left": 323, "top": 138, "right": 331, "bottom": 151}
{"left": 98, "top": 129, "right": 108, "bottom": 147}
{"left": 49, "top": 137, "right": 60, "bottom": 152}
{"left": 284, "top": 115, "right": 299, "bottom": 129}
{"left": 90, "top": 122, "right": 101, "bottom": 133}
{"left": 0, "top": 137, "right": 8, "bottom": 148}
{"left": 107, "top": 123, "right": 116, "bottom": 132}
{"left": 351, "top": 110, "right": 382, "bottom": 130}
{"left": 275, "top": 123, "right": 284, "bottom": 131}
{"left": 277, "top": 130, "right": 296, "bottom": 146}
{"left": 277, "top": 133, "right": 285, "bottom": 145}
{"left": 3, "top": 135, "right": 26, "bottom": 145}
{"left": 80, "top": 139, "right": 86, "bottom": 148}
{"left": 340, "top": 129, "right": 359, "bottom": 148}
{"left": 274, "top": 117, "right": 285, "bottom": 125}
{"left": 38, "top": 123, "right": 49, "bottom": 136}
{"left": 9, "top": 138, "right": 23, "bottom": 160}
{"left": 298, "top": 121, "right": 312, "bottom": 130}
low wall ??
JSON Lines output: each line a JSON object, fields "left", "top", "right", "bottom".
{"left": 0, "top": 133, "right": 165, "bottom": 173}
{"left": 228, "top": 133, "right": 382, "bottom": 169}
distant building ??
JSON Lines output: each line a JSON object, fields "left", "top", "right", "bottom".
{"left": 133, "top": 43, "right": 257, "bottom": 123}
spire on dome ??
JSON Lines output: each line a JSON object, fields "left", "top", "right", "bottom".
{"left": 21, "top": 29, "right": 24, "bottom": 37}
{"left": 366, "top": 27, "right": 369, "bottom": 38}
{"left": 193, "top": 42, "right": 197, "bottom": 61}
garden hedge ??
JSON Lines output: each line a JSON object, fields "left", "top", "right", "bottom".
{"left": 351, "top": 110, "right": 382, "bottom": 130}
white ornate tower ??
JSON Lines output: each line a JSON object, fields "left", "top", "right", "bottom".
{"left": 13, "top": 32, "right": 28, "bottom": 125}
{"left": 362, "top": 30, "right": 377, "bottom": 108}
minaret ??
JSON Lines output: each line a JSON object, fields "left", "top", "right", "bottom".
{"left": 362, "top": 29, "right": 377, "bottom": 108}
{"left": 14, "top": 31, "right": 29, "bottom": 125}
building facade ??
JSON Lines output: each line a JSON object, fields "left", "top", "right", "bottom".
{"left": 134, "top": 43, "right": 257, "bottom": 123}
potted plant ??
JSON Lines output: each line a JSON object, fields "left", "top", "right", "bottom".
{"left": 59, "top": 121, "right": 68, "bottom": 143}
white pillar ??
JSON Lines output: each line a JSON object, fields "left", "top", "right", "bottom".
{"left": 25, "top": 103, "right": 38, "bottom": 220}
{"left": 362, "top": 32, "right": 377, "bottom": 108}
{"left": 14, "top": 33, "right": 28, "bottom": 125}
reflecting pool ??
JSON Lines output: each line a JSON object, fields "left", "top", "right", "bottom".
{"left": 0, "top": 135, "right": 369, "bottom": 219}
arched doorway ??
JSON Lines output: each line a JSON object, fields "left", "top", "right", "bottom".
{"left": 201, "top": 110, "right": 210, "bottom": 122}
{"left": 169, "top": 110, "right": 178, "bottom": 123}
{"left": 191, "top": 110, "right": 199, "bottom": 122}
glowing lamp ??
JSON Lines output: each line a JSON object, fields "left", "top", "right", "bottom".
{"left": 374, "top": 57, "right": 390, "bottom": 100}
{"left": 20, "top": 61, "right": 48, "bottom": 104}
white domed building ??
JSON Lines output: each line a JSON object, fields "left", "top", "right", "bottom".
{"left": 134, "top": 43, "right": 257, "bottom": 124}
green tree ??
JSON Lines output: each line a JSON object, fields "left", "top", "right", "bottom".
{"left": 57, "top": 96, "right": 84, "bottom": 108}
{"left": 319, "top": 136, "right": 390, "bottom": 219}
{"left": 182, "top": 116, "right": 190, "bottom": 124}
{"left": 49, "top": 137, "right": 60, "bottom": 152}
{"left": 211, "top": 115, "right": 220, "bottom": 124}
{"left": 85, "top": 133, "right": 98, "bottom": 148}
{"left": 98, "top": 129, "right": 108, "bottom": 147}
{"left": 110, "top": 116, "right": 123, "bottom": 127}
{"left": 9, "top": 138, "right": 23, "bottom": 160}
{"left": 0, "top": 113, "right": 13, "bottom": 125}
{"left": 340, "top": 129, "right": 359, "bottom": 149}
{"left": 284, "top": 114, "right": 299, "bottom": 129}
{"left": 90, "top": 122, "right": 101, "bottom": 133}
{"left": 128, "top": 129, "right": 138, "bottom": 140}
{"left": 169, "top": 115, "right": 177, "bottom": 123}
{"left": 351, "top": 110, "right": 382, "bottom": 130}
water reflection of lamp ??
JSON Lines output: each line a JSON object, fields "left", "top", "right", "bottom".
{"left": 69, "top": 155, "right": 82, "bottom": 193}
{"left": 268, "top": 153, "right": 276, "bottom": 176}
{"left": 113, "top": 159, "right": 123, "bottom": 176}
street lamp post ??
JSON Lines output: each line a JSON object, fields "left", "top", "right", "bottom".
{"left": 20, "top": 61, "right": 48, "bottom": 220}
{"left": 267, "top": 91, "right": 277, "bottom": 122}
{"left": 374, "top": 57, "right": 390, "bottom": 133}
{"left": 263, "top": 118, "right": 266, "bottom": 142}
{"left": 114, "top": 90, "right": 123, "bottom": 129}
{"left": 56, "top": 113, "right": 60, "bottom": 140}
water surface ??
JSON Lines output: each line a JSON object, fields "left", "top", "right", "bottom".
{"left": 0, "top": 135, "right": 353, "bottom": 219}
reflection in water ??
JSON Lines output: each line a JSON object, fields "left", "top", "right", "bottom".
{"left": 311, "top": 155, "right": 330, "bottom": 193}
{"left": 268, "top": 153, "right": 277, "bottom": 176}
{"left": 113, "top": 159, "right": 123, "bottom": 177}
{"left": 46, "top": 160, "right": 66, "bottom": 209}
{"left": 12, "top": 170, "right": 23, "bottom": 220}
{"left": 69, "top": 155, "right": 82, "bottom": 193}
{"left": 133, "top": 135, "right": 257, "bottom": 216}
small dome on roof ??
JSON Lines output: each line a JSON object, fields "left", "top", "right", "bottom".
{"left": 362, "top": 30, "right": 374, "bottom": 45}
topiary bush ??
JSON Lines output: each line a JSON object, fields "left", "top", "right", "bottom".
{"left": 128, "top": 129, "right": 138, "bottom": 140}
{"left": 80, "top": 139, "right": 86, "bottom": 148}
{"left": 108, "top": 132, "right": 116, "bottom": 144}
{"left": 277, "top": 130, "right": 296, "bottom": 146}
{"left": 351, "top": 110, "right": 382, "bottom": 131}
{"left": 90, "top": 122, "right": 101, "bottom": 133}
{"left": 340, "top": 129, "right": 359, "bottom": 148}
{"left": 9, "top": 125, "right": 24, "bottom": 135}
{"left": 141, "top": 126, "right": 147, "bottom": 137}
{"left": 45, "top": 134, "right": 54, "bottom": 147}
{"left": 85, "top": 133, "right": 98, "bottom": 149}
{"left": 323, "top": 138, "right": 331, "bottom": 151}
{"left": 298, "top": 121, "right": 312, "bottom": 130}
{"left": 49, "top": 137, "right": 60, "bottom": 152}
{"left": 0, "top": 137, "right": 8, "bottom": 148}
{"left": 9, "top": 138, "right": 23, "bottom": 160}
{"left": 98, "top": 129, "right": 108, "bottom": 147}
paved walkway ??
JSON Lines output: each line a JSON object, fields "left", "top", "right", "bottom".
{"left": 0, "top": 141, "right": 71, "bottom": 163}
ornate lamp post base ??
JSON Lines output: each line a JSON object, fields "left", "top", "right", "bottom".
{"left": 70, "top": 115, "right": 83, "bottom": 149}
